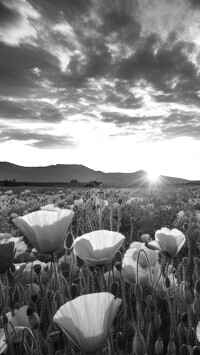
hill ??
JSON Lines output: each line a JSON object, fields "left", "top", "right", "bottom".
{"left": 0, "top": 162, "right": 190, "bottom": 187}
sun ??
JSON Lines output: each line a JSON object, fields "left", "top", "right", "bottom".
{"left": 147, "top": 170, "right": 160, "bottom": 183}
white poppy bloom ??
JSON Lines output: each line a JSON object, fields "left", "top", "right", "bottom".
{"left": 148, "top": 227, "right": 186, "bottom": 257}
{"left": 54, "top": 292, "right": 121, "bottom": 353}
{"left": 13, "top": 209, "right": 74, "bottom": 254}
{"left": 73, "top": 230, "right": 125, "bottom": 266}
{"left": 0, "top": 305, "right": 30, "bottom": 354}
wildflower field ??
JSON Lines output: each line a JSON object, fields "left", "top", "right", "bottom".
{"left": 0, "top": 185, "right": 200, "bottom": 355}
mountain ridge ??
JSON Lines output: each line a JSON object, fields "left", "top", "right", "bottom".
{"left": 0, "top": 162, "right": 191, "bottom": 187}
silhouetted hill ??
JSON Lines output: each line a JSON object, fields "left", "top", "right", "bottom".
{"left": 0, "top": 162, "right": 190, "bottom": 187}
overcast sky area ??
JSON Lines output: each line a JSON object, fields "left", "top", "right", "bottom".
{"left": 0, "top": 0, "right": 200, "bottom": 179}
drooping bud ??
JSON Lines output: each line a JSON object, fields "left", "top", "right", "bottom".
{"left": 167, "top": 339, "right": 176, "bottom": 354}
{"left": 133, "top": 333, "right": 146, "bottom": 355}
{"left": 184, "top": 283, "right": 194, "bottom": 306}
{"left": 193, "top": 346, "right": 200, "bottom": 355}
{"left": 116, "top": 332, "right": 126, "bottom": 351}
{"left": 178, "top": 321, "right": 186, "bottom": 343}
{"left": 154, "top": 314, "right": 162, "bottom": 332}
{"left": 155, "top": 337, "right": 163, "bottom": 355}
{"left": 165, "top": 276, "right": 171, "bottom": 288}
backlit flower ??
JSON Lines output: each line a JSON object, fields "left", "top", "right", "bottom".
{"left": 121, "top": 242, "right": 159, "bottom": 287}
{"left": 54, "top": 292, "right": 121, "bottom": 353}
{"left": 73, "top": 230, "right": 125, "bottom": 266}
{"left": 13, "top": 209, "right": 74, "bottom": 254}
{"left": 148, "top": 227, "right": 185, "bottom": 257}
{"left": 0, "top": 305, "right": 29, "bottom": 354}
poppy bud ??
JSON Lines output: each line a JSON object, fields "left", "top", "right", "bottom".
{"left": 183, "top": 223, "right": 188, "bottom": 231}
{"left": 154, "top": 314, "right": 161, "bottom": 331}
{"left": 178, "top": 321, "right": 186, "bottom": 342}
{"left": 70, "top": 283, "right": 78, "bottom": 299}
{"left": 134, "top": 283, "right": 143, "bottom": 302}
{"left": 65, "top": 232, "right": 74, "bottom": 250}
{"left": 116, "top": 332, "right": 126, "bottom": 351}
{"left": 184, "top": 284, "right": 194, "bottom": 305}
{"left": 110, "top": 281, "right": 119, "bottom": 298}
{"left": 167, "top": 340, "right": 176, "bottom": 354}
{"left": 155, "top": 337, "right": 163, "bottom": 355}
{"left": 133, "top": 333, "right": 146, "bottom": 355}
{"left": 118, "top": 198, "right": 122, "bottom": 205}
{"left": 33, "top": 264, "right": 41, "bottom": 275}
{"left": 193, "top": 346, "right": 200, "bottom": 355}
{"left": 122, "top": 320, "right": 135, "bottom": 339}
{"left": 165, "top": 276, "right": 171, "bottom": 288}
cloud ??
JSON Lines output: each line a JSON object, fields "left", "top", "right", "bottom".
{"left": 0, "top": 0, "right": 39, "bottom": 46}
{"left": 0, "top": 128, "right": 76, "bottom": 148}
{"left": 0, "top": 99, "right": 64, "bottom": 122}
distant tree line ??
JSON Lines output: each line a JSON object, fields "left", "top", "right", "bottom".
{"left": 0, "top": 179, "right": 102, "bottom": 187}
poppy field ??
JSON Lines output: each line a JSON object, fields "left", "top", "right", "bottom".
{"left": 0, "top": 185, "right": 200, "bottom": 355}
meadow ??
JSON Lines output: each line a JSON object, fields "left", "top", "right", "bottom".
{"left": 0, "top": 185, "right": 200, "bottom": 355}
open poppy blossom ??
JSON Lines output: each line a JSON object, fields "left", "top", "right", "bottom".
{"left": 13, "top": 209, "right": 74, "bottom": 254}
{"left": 73, "top": 230, "right": 125, "bottom": 266}
{"left": 54, "top": 292, "right": 121, "bottom": 353}
{"left": 0, "top": 305, "right": 30, "bottom": 354}
{"left": 148, "top": 227, "right": 186, "bottom": 257}
{"left": 121, "top": 242, "right": 159, "bottom": 287}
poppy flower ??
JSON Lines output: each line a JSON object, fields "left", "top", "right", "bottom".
{"left": 53, "top": 292, "right": 121, "bottom": 353}
{"left": 0, "top": 305, "right": 30, "bottom": 354}
{"left": 13, "top": 209, "right": 74, "bottom": 254}
{"left": 73, "top": 230, "right": 125, "bottom": 266}
{"left": 148, "top": 227, "right": 186, "bottom": 257}
{"left": 121, "top": 242, "right": 159, "bottom": 287}
{"left": 0, "top": 240, "right": 15, "bottom": 273}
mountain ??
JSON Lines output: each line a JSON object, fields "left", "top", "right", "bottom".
{"left": 0, "top": 162, "right": 190, "bottom": 187}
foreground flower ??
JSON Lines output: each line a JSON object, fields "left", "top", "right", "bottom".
{"left": 148, "top": 227, "right": 185, "bottom": 257}
{"left": 13, "top": 209, "right": 74, "bottom": 254}
{"left": 73, "top": 230, "right": 125, "bottom": 266}
{"left": 0, "top": 239, "right": 15, "bottom": 273}
{"left": 54, "top": 292, "right": 121, "bottom": 353}
{"left": 0, "top": 305, "right": 29, "bottom": 354}
{"left": 121, "top": 242, "right": 158, "bottom": 287}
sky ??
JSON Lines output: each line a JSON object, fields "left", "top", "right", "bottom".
{"left": 0, "top": 0, "right": 200, "bottom": 180}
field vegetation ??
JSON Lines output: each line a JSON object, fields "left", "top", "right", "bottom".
{"left": 0, "top": 185, "right": 200, "bottom": 354}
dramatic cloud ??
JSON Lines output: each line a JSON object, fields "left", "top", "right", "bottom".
{"left": 0, "top": 0, "right": 200, "bottom": 177}
{"left": 0, "top": 128, "right": 76, "bottom": 148}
